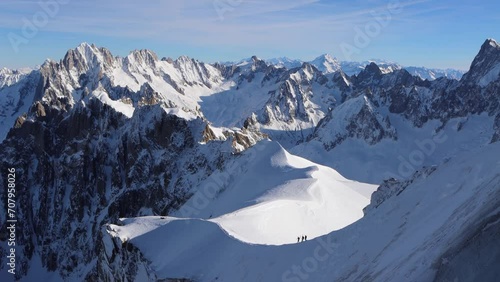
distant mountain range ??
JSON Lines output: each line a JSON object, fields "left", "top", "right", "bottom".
{"left": 227, "top": 54, "right": 465, "bottom": 80}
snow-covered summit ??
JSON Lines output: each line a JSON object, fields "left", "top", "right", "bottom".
{"left": 309, "top": 53, "right": 341, "bottom": 74}
{"left": 461, "top": 38, "right": 500, "bottom": 87}
{"left": 487, "top": 38, "right": 499, "bottom": 48}
{"left": 265, "top": 56, "right": 302, "bottom": 69}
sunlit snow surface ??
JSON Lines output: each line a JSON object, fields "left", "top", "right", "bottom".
{"left": 110, "top": 140, "right": 377, "bottom": 245}
{"left": 107, "top": 141, "right": 500, "bottom": 282}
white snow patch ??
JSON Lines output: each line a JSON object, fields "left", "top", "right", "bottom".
{"left": 92, "top": 90, "right": 135, "bottom": 118}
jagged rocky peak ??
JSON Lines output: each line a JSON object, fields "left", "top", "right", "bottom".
{"left": 250, "top": 55, "right": 268, "bottom": 72}
{"left": 461, "top": 38, "right": 500, "bottom": 87}
{"left": 290, "top": 62, "right": 330, "bottom": 85}
{"left": 211, "top": 61, "right": 238, "bottom": 79}
{"left": 172, "top": 55, "right": 223, "bottom": 88}
{"left": 332, "top": 70, "right": 352, "bottom": 91}
{"left": 310, "top": 94, "right": 397, "bottom": 150}
{"left": 299, "top": 61, "right": 318, "bottom": 73}
{"left": 161, "top": 56, "right": 174, "bottom": 64}
{"left": 482, "top": 38, "right": 500, "bottom": 53}
{"left": 127, "top": 49, "right": 159, "bottom": 67}
{"left": 251, "top": 55, "right": 260, "bottom": 62}
{"left": 364, "top": 62, "right": 383, "bottom": 75}
{"left": 487, "top": 38, "right": 500, "bottom": 47}
{"left": 63, "top": 42, "right": 115, "bottom": 72}
{"left": 355, "top": 62, "right": 384, "bottom": 84}
{"left": 381, "top": 68, "right": 420, "bottom": 87}
{"left": 174, "top": 55, "right": 195, "bottom": 66}
{"left": 173, "top": 55, "right": 206, "bottom": 73}
{"left": 279, "top": 61, "right": 322, "bottom": 80}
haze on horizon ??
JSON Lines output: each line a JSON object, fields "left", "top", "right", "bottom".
{"left": 0, "top": 0, "right": 498, "bottom": 70}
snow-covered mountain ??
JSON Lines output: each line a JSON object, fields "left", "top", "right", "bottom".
{"left": 0, "top": 39, "right": 499, "bottom": 281}
{"left": 265, "top": 57, "right": 303, "bottom": 69}
{"left": 0, "top": 67, "right": 33, "bottom": 88}
{"left": 309, "top": 54, "right": 342, "bottom": 74}
{"left": 294, "top": 40, "right": 500, "bottom": 182}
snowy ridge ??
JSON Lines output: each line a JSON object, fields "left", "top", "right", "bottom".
{"left": 167, "top": 141, "right": 376, "bottom": 245}
{"left": 105, "top": 142, "right": 500, "bottom": 281}
{"left": 104, "top": 140, "right": 377, "bottom": 278}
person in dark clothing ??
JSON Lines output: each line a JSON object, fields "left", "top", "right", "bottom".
{"left": 301, "top": 236, "right": 304, "bottom": 242}
{"left": 305, "top": 235, "right": 307, "bottom": 241}
{"left": 297, "top": 237, "right": 300, "bottom": 243}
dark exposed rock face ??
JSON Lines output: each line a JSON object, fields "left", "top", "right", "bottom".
{"left": 363, "top": 166, "right": 437, "bottom": 215}
{"left": 354, "top": 62, "right": 383, "bottom": 86}
{"left": 309, "top": 94, "right": 397, "bottom": 151}
{"left": 345, "top": 102, "right": 397, "bottom": 144}
{"left": 257, "top": 63, "right": 330, "bottom": 125}
{"left": 97, "top": 227, "right": 158, "bottom": 281}
{"left": 0, "top": 99, "right": 239, "bottom": 280}
{"left": 461, "top": 39, "right": 500, "bottom": 86}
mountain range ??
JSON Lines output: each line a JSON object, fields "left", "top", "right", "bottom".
{"left": 246, "top": 54, "right": 465, "bottom": 80}
{"left": 0, "top": 39, "right": 499, "bottom": 281}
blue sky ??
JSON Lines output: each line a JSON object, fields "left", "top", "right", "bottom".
{"left": 0, "top": 0, "right": 498, "bottom": 70}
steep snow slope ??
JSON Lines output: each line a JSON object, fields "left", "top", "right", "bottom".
{"left": 106, "top": 141, "right": 500, "bottom": 282}
{"left": 294, "top": 113, "right": 494, "bottom": 183}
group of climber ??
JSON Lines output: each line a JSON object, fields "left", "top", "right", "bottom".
{"left": 297, "top": 235, "right": 307, "bottom": 242}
